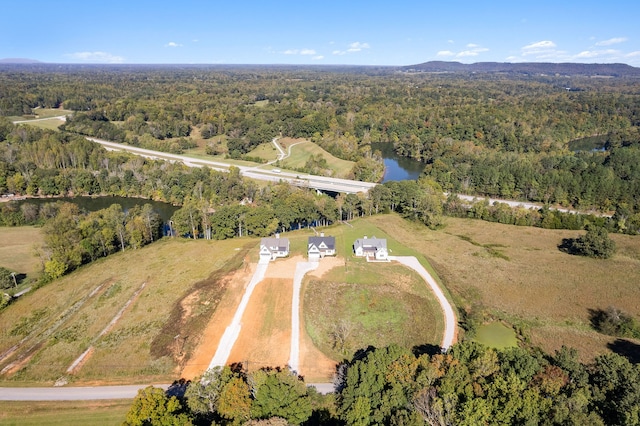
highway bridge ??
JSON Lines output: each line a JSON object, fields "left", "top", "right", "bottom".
{"left": 86, "top": 138, "right": 377, "bottom": 194}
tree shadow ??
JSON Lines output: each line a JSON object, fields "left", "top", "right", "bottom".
{"left": 412, "top": 343, "right": 442, "bottom": 357}
{"left": 608, "top": 339, "right": 640, "bottom": 364}
{"left": 166, "top": 378, "right": 190, "bottom": 398}
{"left": 558, "top": 237, "right": 579, "bottom": 255}
{"left": 588, "top": 308, "right": 608, "bottom": 332}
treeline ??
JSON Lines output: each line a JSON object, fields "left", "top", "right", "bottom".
{"left": 420, "top": 128, "right": 640, "bottom": 212}
{"left": 123, "top": 341, "right": 640, "bottom": 425}
{"left": 5, "top": 65, "right": 640, "bottom": 199}
{"left": 38, "top": 202, "right": 161, "bottom": 280}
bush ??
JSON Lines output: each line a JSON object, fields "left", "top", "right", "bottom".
{"left": 559, "top": 225, "right": 616, "bottom": 259}
{"left": 0, "top": 267, "right": 16, "bottom": 289}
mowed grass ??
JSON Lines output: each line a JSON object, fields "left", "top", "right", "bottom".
{"left": 246, "top": 142, "right": 279, "bottom": 163}
{"left": 366, "top": 214, "right": 640, "bottom": 361}
{"left": 0, "top": 400, "right": 130, "bottom": 426}
{"left": 278, "top": 138, "right": 354, "bottom": 178}
{"left": 304, "top": 261, "right": 444, "bottom": 360}
{"left": 291, "top": 221, "right": 447, "bottom": 360}
{"left": 0, "top": 237, "right": 251, "bottom": 385}
{"left": 0, "top": 226, "right": 44, "bottom": 281}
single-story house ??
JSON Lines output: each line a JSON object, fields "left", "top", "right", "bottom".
{"left": 259, "top": 235, "right": 290, "bottom": 261}
{"left": 353, "top": 236, "right": 388, "bottom": 260}
{"left": 308, "top": 234, "right": 336, "bottom": 261}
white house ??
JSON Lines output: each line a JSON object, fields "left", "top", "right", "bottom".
{"left": 307, "top": 235, "right": 336, "bottom": 261}
{"left": 353, "top": 236, "right": 388, "bottom": 260}
{"left": 259, "top": 235, "right": 290, "bottom": 261}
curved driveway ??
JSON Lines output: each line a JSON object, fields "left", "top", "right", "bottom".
{"left": 389, "top": 256, "right": 457, "bottom": 350}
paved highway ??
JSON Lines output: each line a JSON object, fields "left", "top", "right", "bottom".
{"left": 86, "top": 137, "right": 376, "bottom": 194}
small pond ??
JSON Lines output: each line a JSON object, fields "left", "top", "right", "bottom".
{"left": 568, "top": 135, "right": 608, "bottom": 152}
{"left": 371, "top": 142, "right": 425, "bottom": 183}
{"left": 473, "top": 322, "right": 518, "bottom": 349}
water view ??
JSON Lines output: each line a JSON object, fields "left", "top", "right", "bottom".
{"left": 371, "top": 142, "right": 425, "bottom": 183}
{"left": 13, "top": 196, "right": 178, "bottom": 223}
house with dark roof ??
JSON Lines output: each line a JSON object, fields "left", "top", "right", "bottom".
{"left": 259, "top": 235, "right": 290, "bottom": 261}
{"left": 353, "top": 236, "right": 388, "bottom": 260}
{"left": 307, "top": 234, "right": 336, "bottom": 261}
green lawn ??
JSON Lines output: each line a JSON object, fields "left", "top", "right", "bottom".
{"left": 0, "top": 226, "right": 44, "bottom": 285}
{"left": 279, "top": 139, "right": 354, "bottom": 178}
{"left": 0, "top": 400, "right": 130, "bottom": 426}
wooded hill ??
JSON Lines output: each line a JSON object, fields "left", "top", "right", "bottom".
{"left": 403, "top": 61, "right": 640, "bottom": 77}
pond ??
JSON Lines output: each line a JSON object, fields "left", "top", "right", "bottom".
{"left": 473, "top": 322, "right": 518, "bottom": 349}
{"left": 568, "top": 134, "right": 608, "bottom": 152}
{"left": 371, "top": 142, "right": 425, "bottom": 183}
{"left": 13, "top": 196, "right": 178, "bottom": 223}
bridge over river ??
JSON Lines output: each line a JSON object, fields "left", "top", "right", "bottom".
{"left": 87, "top": 138, "right": 377, "bottom": 194}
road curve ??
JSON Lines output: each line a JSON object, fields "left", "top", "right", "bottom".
{"left": 388, "top": 256, "right": 457, "bottom": 350}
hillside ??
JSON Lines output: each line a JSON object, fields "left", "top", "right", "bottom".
{"left": 403, "top": 60, "right": 640, "bottom": 77}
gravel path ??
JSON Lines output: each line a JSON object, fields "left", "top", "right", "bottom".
{"left": 288, "top": 261, "right": 319, "bottom": 373}
{"left": 207, "top": 261, "right": 269, "bottom": 369}
{"left": 389, "top": 256, "right": 457, "bottom": 350}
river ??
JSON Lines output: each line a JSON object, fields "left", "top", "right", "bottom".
{"left": 371, "top": 142, "right": 425, "bottom": 183}
{"left": 12, "top": 196, "right": 178, "bottom": 223}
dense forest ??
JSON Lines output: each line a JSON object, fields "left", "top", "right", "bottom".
{"left": 3, "top": 63, "right": 640, "bottom": 280}
{"left": 2, "top": 64, "right": 640, "bottom": 214}
{"left": 123, "top": 341, "right": 640, "bottom": 425}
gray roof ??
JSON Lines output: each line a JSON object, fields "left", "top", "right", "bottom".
{"left": 353, "top": 236, "right": 387, "bottom": 250}
{"left": 261, "top": 237, "right": 289, "bottom": 252}
{"left": 308, "top": 236, "right": 335, "bottom": 250}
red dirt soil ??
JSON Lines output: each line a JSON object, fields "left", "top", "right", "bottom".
{"left": 181, "top": 256, "right": 340, "bottom": 382}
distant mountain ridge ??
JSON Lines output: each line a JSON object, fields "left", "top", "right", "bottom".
{"left": 0, "top": 58, "right": 42, "bottom": 64}
{"left": 403, "top": 61, "right": 640, "bottom": 77}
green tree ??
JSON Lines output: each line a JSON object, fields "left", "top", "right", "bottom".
{"left": 123, "top": 386, "right": 192, "bottom": 426}
{"left": 568, "top": 225, "right": 616, "bottom": 259}
{"left": 249, "top": 368, "right": 312, "bottom": 425}
{"left": 0, "top": 267, "right": 16, "bottom": 289}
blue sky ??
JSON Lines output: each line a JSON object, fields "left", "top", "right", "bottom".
{"left": 2, "top": 0, "right": 639, "bottom": 66}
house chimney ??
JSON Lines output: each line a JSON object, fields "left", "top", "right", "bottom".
{"left": 320, "top": 232, "right": 325, "bottom": 237}
{"left": 363, "top": 236, "right": 367, "bottom": 239}
{"left": 275, "top": 233, "right": 280, "bottom": 239}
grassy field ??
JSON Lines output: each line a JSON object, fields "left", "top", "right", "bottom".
{"left": 0, "top": 237, "right": 253, "bottom": 385}
{"left": 366, "top": 214, "right": 640, "bottom": 362}
{"left": 0, "top": 226, "right": 44, "bottom": 285}
{"left": 8, "top": 108, "right": 71, "bottom": 131}
{"left": 0, "top": 400, "right": 130, "bottom": 425}
{"left": 294, "top": 220, "right": 447, "bottom": 360}
{"left": 279, "top": 138, "right": 354, "bottom": 178}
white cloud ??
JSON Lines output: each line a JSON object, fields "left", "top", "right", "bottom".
{"left": 575, "top": 49, "right": 619, "bottom": 59}
{"left": 65, "top": 51, "right": 124, "bottom": 63}
{"left": 466, "top": 43, "right": 480, "bottom": 48}
{"left": 312, "top": 55, "right": 324, "bottom": 60}
{"left": 347, "top": 41, "right": 370, "bottom": 52}
{"left": 457, "top": 47, "right": 489, "bottom": 57}
{"left": 165, "top": 41, "right": 182, "bottom": 47}
{"left": 522, "top": 40, "right": 556, "bottom": 53}
{"left": 282, "top": 48, "right": 317, "bottom": 55}
{"left": 626, "top": 51, "right": 640, "bottom": 58}
{"left": 333, "top": 41, "right": 371, "bottom": 55}
{"left": 436, "top": 50, "right": 455, "bottom": 57}
{"left": 596, "top": 37, "right": 627, "bottom": 46}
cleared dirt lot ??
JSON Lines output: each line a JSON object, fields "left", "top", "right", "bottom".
{"left": 182, "top": 255, "right": 339, "bottom": 381}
